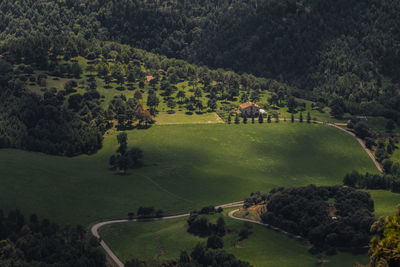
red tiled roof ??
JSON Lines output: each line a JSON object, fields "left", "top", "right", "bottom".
{"left": 240, "top": 102, "right": 260, "bottom": 109}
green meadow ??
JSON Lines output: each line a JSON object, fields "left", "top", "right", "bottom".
{"left": 0, "top": 123, "right": 378, "bottom": 226}
{"left": 100, "top": 209, "right": 370, "bottom": 267}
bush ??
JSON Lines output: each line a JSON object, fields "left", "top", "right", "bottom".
{"left": 200, "top": 205, "right": 216, "bottom": 214}
{"left": 137, "top": 207, "right": 155, "bottom": 217}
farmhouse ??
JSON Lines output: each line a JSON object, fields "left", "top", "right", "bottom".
{"left": 236, "top": 102, "right": 261, "bottom": 117}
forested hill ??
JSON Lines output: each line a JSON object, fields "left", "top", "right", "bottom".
{"left": 1, "top": 0, "right": 400, "bottom": 84}
{"left": 1, "top": 0, "right": 400, "bottom": 120}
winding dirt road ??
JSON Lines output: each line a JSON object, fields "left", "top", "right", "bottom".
{"left": 91, "top": 121, "right": 382, "bottom": 267}
{"left": 91, "top": 202, "right": 244, "bottom": 267}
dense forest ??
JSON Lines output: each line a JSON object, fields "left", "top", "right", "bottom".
{"left": 1, "top": 0, "right": 400, "bottom": 122}
{"left": 0, "top": 58, "right": 105, "bottom": 155}
{"left": 126, "top": 244, "right": 252, "bottom": 267}
{"left": 0, "top": 209, "right": 105, "bottom": 266}
{"left": 258, "top": 185, "right": 375, "bottom": 253}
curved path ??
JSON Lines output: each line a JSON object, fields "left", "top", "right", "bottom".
{"left": 91, "top": 201, "right": 244, "bottom": 267}
{"left": 92, "top": 121, "right": 382, "bottom": 266}
{"left": 279, "top": 119, "right": 382, "bottom": 172}
{"left": 318, "top": 121, "right": 382, "bottom": 172}
{"left": 227, "top": 209, "right": 304, "bottom": 240}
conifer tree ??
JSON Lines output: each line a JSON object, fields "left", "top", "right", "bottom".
{"left": 258, "top": 113, "right": 264, "bottom": 123}
{"left": 234, "top": 114, "right": 240, "bottom": 124}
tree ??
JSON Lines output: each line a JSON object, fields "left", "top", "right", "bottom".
{"left": 287, "top": 97, "right": 297, "bottom": 113}
{"left": 216, "top": 217, "right": 226, "bottom": 236}
{"left": 275, "top": 114, "right": 279, "bottom": 123}
{"left": 195, "top": 100, "right": 204, "bottom": 113}
{"left": 112, "top": 63, "right": 125, "bottom": 86}
{"left": 167, "top": 99, "right": 176, "bottom": 111}
{"left": 86, "top": 65, "right": 96, "bottom": 76}
{"left": 299, "top": 113, "right": 303, "bottom": 122}
{"left": 110, "top": 133, "right": 144, "bottom": 173}
{"left": 329, "top": 98, "right": 345, "bottom": 119}
{"left": 291, "top": 114, "right": 294, "bottom": 123}
{"left": 194, "top": 88, "right": 202, "bottom": 99}
{"left": 134, "top": 90, "right": 142, "bottom": 100}
{"left": 267, "top": 115, "right": 271, "bottom": 123}
{"left": 387, "top": 143, "right": 394, "bottom": 154}
{"left": 117, "top": 132, "right": 128, "bottom": 154}
{"left": 207, "top": 235, "right": 223, "bottom": 249}
{"left": 96, "top": 62, "right": 109, "bottom": 78}
{"left": 239, "top": 224, "right": 252, "bottom": 241}
{"left": 386, "top": 120, "right": 396, "bottom": 132}
{"left": 268, "top": 93, "right": 279, "bottom": 106}
{"left": 135, "top": 103, "right": 145, "bottom": 125}
{"left": 179, "top": 251, "right": 190, "bottom": 263}
{"left": 147, "top": 92, "right": 160, "bottom": 115}
{"left": 104, "top": 75, "right": 112, "bottom": 86}
{"left": 227, "top": 114, "right": 232, "bottom": 124}
{"left": 176, "top": 90, "right": 186, "bottom": 103}
{"left": 243, "top": 114, "right": 247, "bottom": 124}
{"left": 71, "top": 62, "right": 82, "bottom": 78}
{"left": 307, "top": 112, "right": 311, "bottom": 123}
{"left": 235, "top": 114, "right": 240, "bottom": 124}
{"left": 258, "top": 113, "right": 263, "bottom": 123}
{"left": 382, "top": 159, "right": 393, "bottom": 174}
{"left": 343, "top": 170, "right": 362, "bottom": 187}
{"left": 126, "top": 71, "right": 136, "bottom": 83}
{"left": 365, "top": 137, "right": 376, "bottom": 149}
{"left": 207, "top": 98, "right": 217, "bottom": 111}
{"left": 367, "top": 214, "right": 400, "bottom": 267}
{"left": 185, "top": 102, "right": 194, "bottom": 113}
{"left": 251, "top": 115, "right": 255, "bottom": 124}
{"left": 354, "top": 122, "right": 370, "bottom": 139}
{"left": 375, "top": 147, "right": 388, "bottom": 162}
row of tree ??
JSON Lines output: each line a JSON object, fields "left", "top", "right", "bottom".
{"left": 343, "top": 170, "right": 400, "bottom": 193}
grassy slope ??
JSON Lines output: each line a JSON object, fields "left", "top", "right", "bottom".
{"left": 367, "top": 190, "right": 400, "bottom": 218}
{"left": 24, "top": 57, "right": 352, "bottom": 124}
{"left": 0, "top": 123, "right": 377, "bottom": 226}
{"left": 100, "top": 209, "right": 369, "bottom": 266}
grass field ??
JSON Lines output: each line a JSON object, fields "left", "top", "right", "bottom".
{"left": 155, "top": 111, "right": 223, "bottom": 125}
{"left": 100, "top": 209, "right": 370, "bottom": 266}
{"left": 367, "top": 190, "right": 400, "bottom": 218}
{"left": 0, "top": 123, "right": 378, "bottom": 226}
